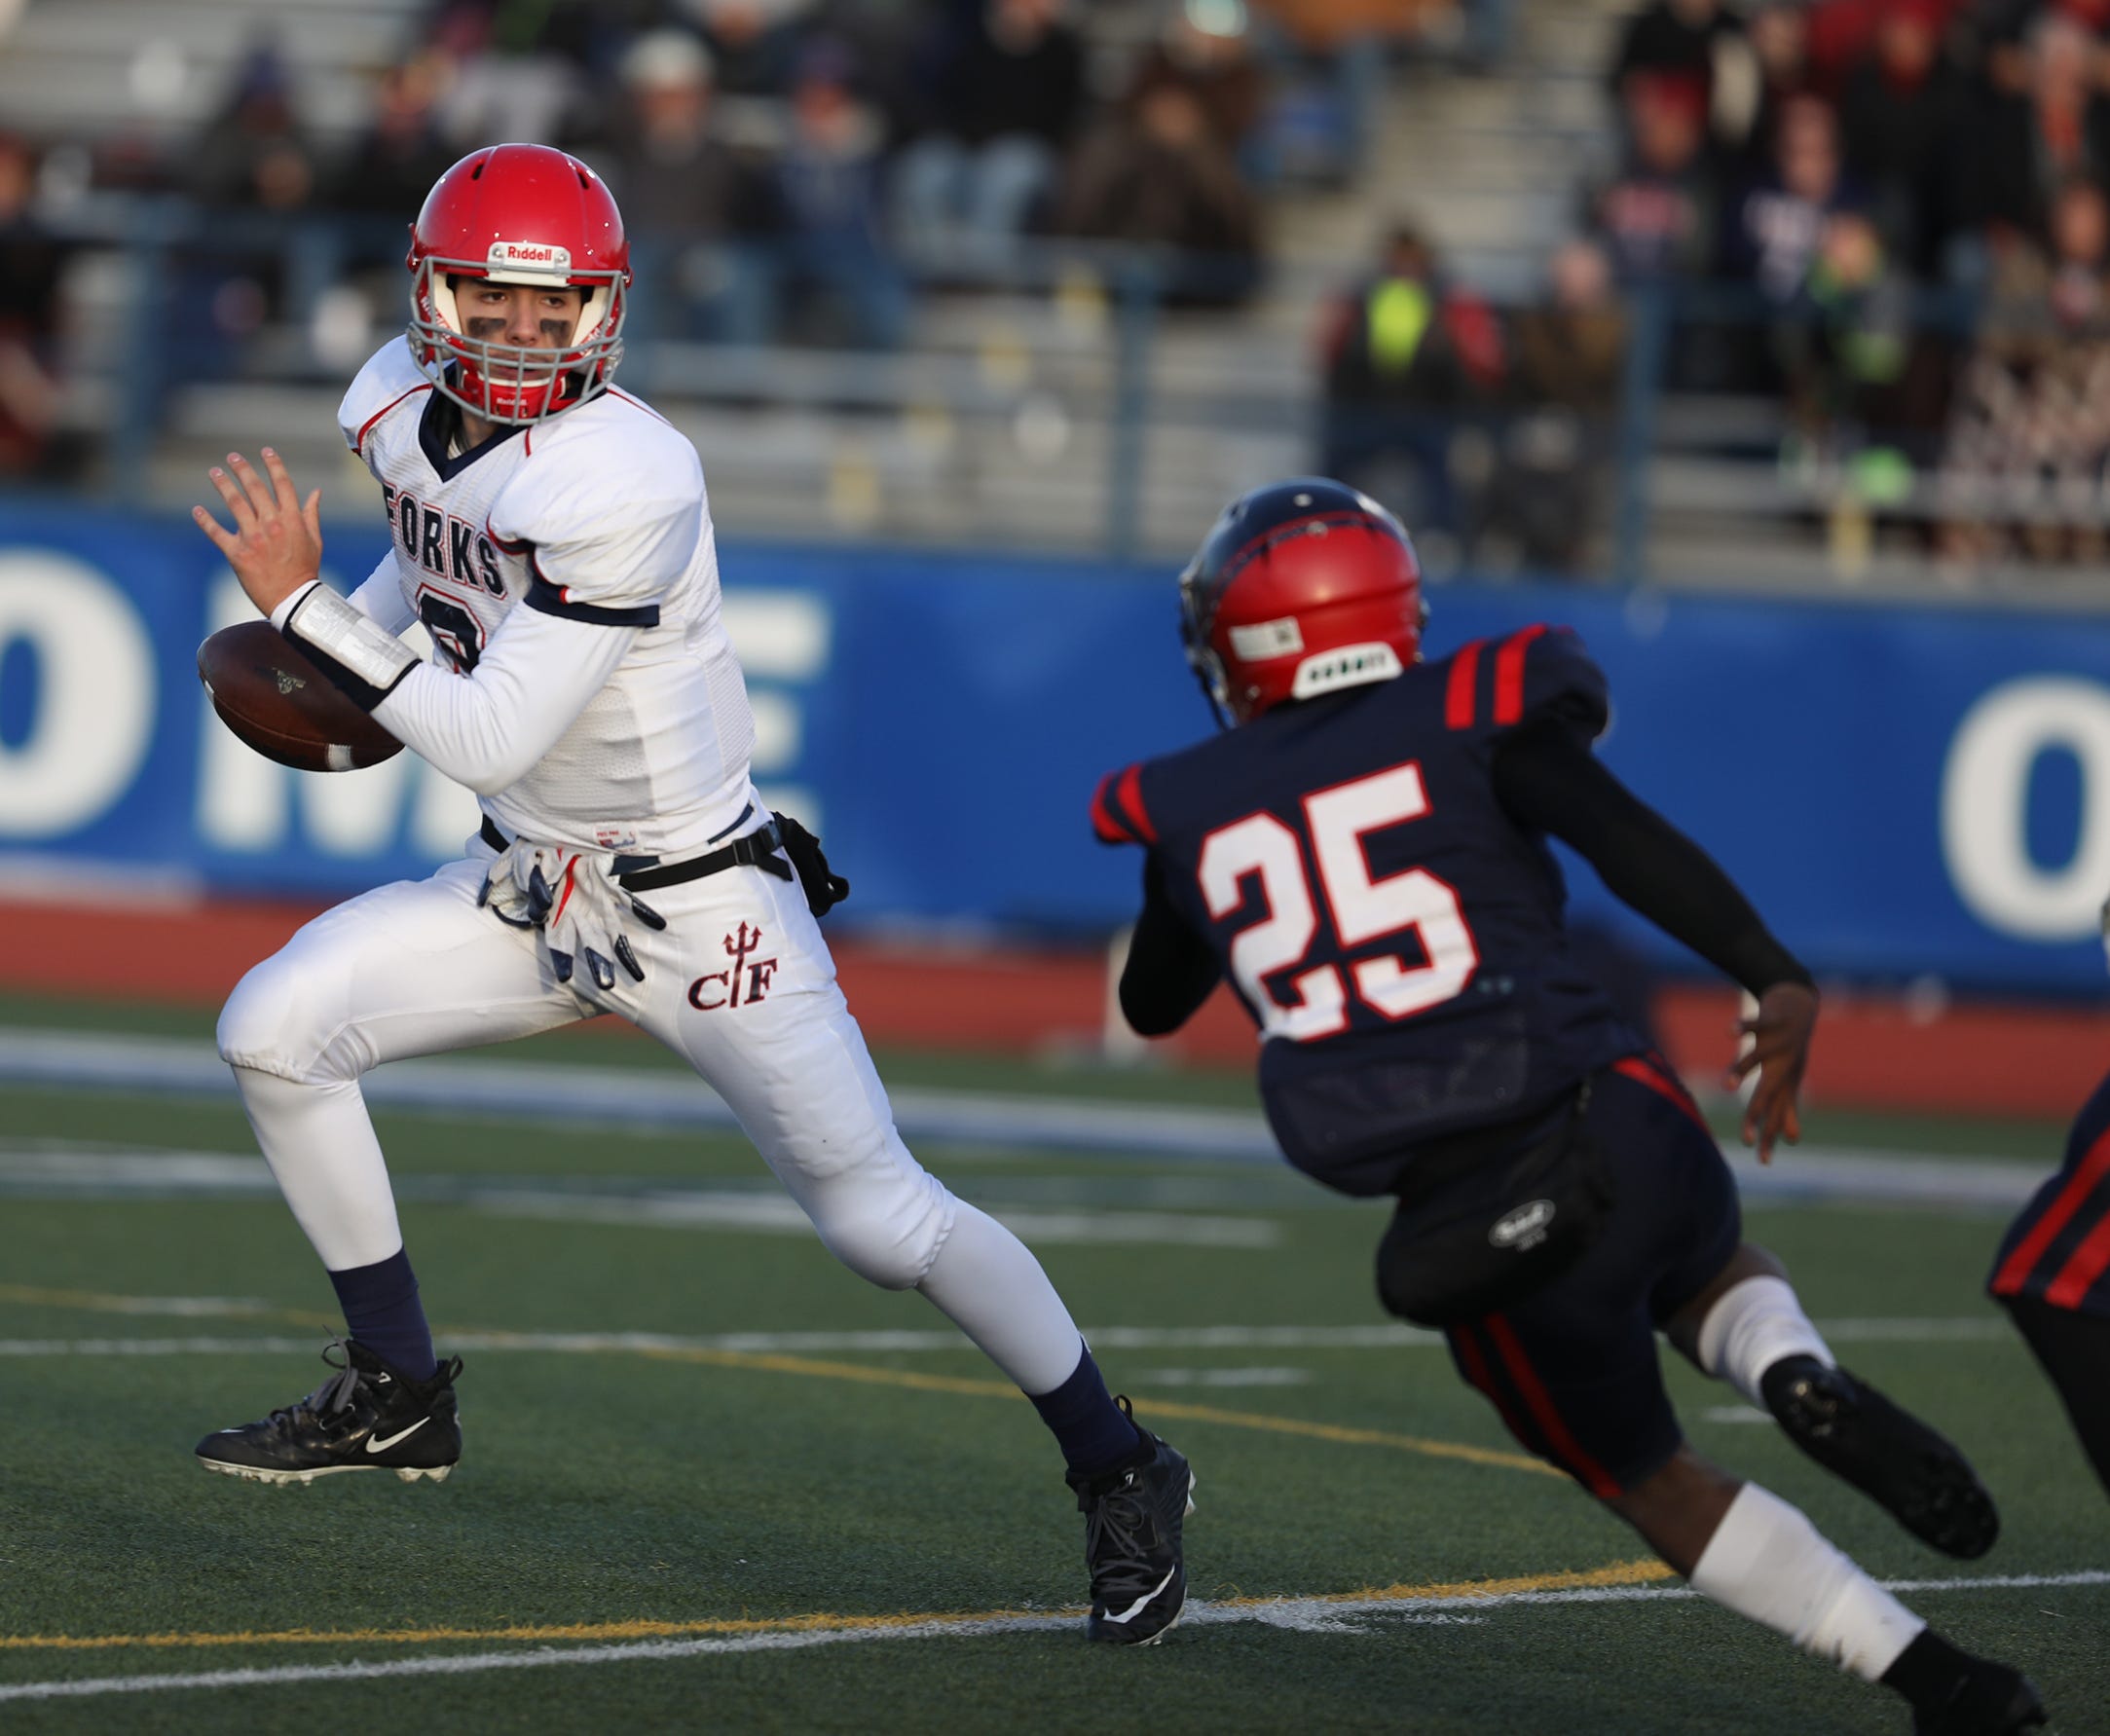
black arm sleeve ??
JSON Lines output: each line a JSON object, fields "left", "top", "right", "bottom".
{"left": 1119, "top": 854, "right": 1224, "bottom": 1037}
{"left": 1491, "top": 720, "right": 1814, "bottom": 996}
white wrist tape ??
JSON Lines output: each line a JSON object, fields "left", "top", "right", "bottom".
{"left": 285, "top": 583, "right": 419, "bottom": 695}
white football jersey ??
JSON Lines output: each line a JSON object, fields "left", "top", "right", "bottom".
{"left": 337, "top": 339, "right": 758, "bottom": 858}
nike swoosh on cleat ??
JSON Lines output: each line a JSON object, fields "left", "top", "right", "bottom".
{"left": 1101, "top": 1566, "right": 1178, "bottom": 1625}
{"left": 366, "top": 1419, "right": 429, "bottom": 1454}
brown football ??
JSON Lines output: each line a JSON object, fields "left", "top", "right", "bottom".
{"left": 197, "top": 620, "right": 405, "bottom": 773}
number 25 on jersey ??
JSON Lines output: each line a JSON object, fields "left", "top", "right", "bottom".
{"left": 1199, "top": 761, "right": 1478, "bottom": 1042}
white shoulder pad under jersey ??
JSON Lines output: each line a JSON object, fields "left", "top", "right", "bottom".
{"left": 339, "top": 336, "right": 434, "bottom": 459}
{"left": 484, "top": 388, "right": 704, "bottom": 619}
{"left": 338, "top": 349, "right": 758, "bottom": 858}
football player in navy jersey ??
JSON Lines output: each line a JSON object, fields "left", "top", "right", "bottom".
{"left": 1092, "top": 479, "right": 2045, "bottom": 1732}
{"left": 1989, "top": 1048, "right": 2110, "bottom": 1497}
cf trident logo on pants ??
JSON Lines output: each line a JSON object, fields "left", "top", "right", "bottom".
{"left": 687, "top": 921, "right": 780, "bottom": 1011}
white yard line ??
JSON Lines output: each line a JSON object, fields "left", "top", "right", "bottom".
{"left": 3, "top": 1572, "right": 2104, "bottom": 1703}
{"left": 0, "top": 1316, "right": 2019, "bottom": 1359}
{"left": 0, "top": 1031, "right": 2058, "bottom": 1210}
{"left": 0, "top": 1149, "right": 1278, "bottom": 1250}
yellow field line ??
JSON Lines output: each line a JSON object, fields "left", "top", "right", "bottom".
{"left": 622, "top": 1344, "right": 1557, "bottom": 1477}
{"left": 3, "top": 1287, "right": 1554, "bottom": 1479}
{"left": 0, "top": 1559, "right": 1675, "bottom": 1651}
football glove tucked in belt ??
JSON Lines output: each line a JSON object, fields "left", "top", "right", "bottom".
{"left": 477, "top": 838, "right": 663, "bottom": 1007}
{"left": 1373, "top": 1079, "right": 1615, "bottom": 1329}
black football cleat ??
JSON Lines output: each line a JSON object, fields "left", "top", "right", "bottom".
{"left": 1910, "top": 1658, "right": 2048, "bottom": 1735}
{"left": 195, "top": 1340, "right": 463, "bottom": 1485}
{"left": 1066, "top": 1398, "right": 1194, "bottom": 1645}
{"left": 1761, "top": 1357, "right": 1998, "bottom": 1559}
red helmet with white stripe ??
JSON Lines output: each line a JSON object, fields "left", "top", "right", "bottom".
{"left": 1178, "top": 478, "right": 1425, "bottom": 725}
{"left": 406, "top": 143, "right": 630, "bottom": 425}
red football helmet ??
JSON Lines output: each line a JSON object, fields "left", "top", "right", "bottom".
{"left": 406, "top": 143, "right": 631, "bottom": 425}
{"left": 1178, "top": 478, "right": 1425, "bottom": 725}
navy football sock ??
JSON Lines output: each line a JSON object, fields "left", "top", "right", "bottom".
{"left": 1030, "top": 1344, "right": 1146, "bottom": 1479}
{"left": 326, "top": 1248, "right": 438, "bottom": 1383}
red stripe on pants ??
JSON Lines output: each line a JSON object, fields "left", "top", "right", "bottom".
{"left": 1612, "top": 1053, "right": 1711, "bottom": 1136}
{"left": 2046, "top": 1208, "right": 2110, "bottom": 1310}
{"left": 1992, "top": 1124, "right": 2110, "bottom": 1298}
{"left": 1484, "top": 1313, "right": 1622, "bottom": 1498}
{"left": 1450, "top": 1321, "right": 1539, "bottom": 1458}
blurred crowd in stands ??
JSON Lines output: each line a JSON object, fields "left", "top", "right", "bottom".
{"left": 7, "top": 0, "right": 2110, "bottom": 577}
{"left": 1327, "top": 0, "right": 2110, "bottom": 573}
{"left": 0, "top": 0, "right": 1463, "bottom": 484}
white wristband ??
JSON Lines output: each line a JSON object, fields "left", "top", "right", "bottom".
{"left": 284, "top": 583, "right": 419, "bottom": 693}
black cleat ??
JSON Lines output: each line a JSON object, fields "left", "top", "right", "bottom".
{"left": 1066, "top": 1397, "right": 1194, "bottom": 1646}
{"left": 1761, "top": 1357, "right": 1998, "bottom": 1559}
{"left": 1911, "top": 1659, "right": 2048, "bottom": 1735}
{"left": 195, "top": 1340, "right": 463, "bottom": 1485}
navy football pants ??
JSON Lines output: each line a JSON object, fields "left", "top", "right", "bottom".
{"left": 1444, "top": 1054, "right": 1741, "bottom": 1496}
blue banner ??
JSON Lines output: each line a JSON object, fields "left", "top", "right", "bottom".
{"left": 3, "top": 504, "right": 2109, "bottom": 993}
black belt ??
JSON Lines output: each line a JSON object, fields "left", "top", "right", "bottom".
{"left": 479, "top": 816, "right": 793, "bottom": 891}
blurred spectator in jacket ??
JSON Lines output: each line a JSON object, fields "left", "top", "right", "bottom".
{"left": 1589, "top": 69, "right": 1719, "bottom": 284}
{"left": 1053, "top": 75, "right": 1263, "bottom": 305}
{"left": 682, "top": 0, "right": 814, "bottom": 96}
{"left": 1721, "top": 93, "right": 1863, "bottom": 302}
{"left": 1966, "top": 11, "right": 2110, "bottom": 250}
{"left": 766, "top": 35, "right": 910, "bottom": 347}
{"left": 1713, "top": 0, "right": 1816, "bottom": 176}
{"left": 176, "top": 44, "right": 321, "bottom": 387}
{"left": 1609, "top": 0, "right": 1748, "bottom": 140}
{"left": 186, "top": 42, "right": 318, "bottom": 213}
{"left": 1773, "top": 207, "right": 1951, "bottom": 510}
{"left": 1803, "top": 0, "right": 1965, "bottom": 93}
{"left": 1130, "top": 3, "right": 1271, "bottom": 161}
{"left": 892, "top": 0, "right": 1087, "bottom": 275}
{"left": 1940, "top": 173, "right": 2110, "bottom": 565}
{"left": 425, "top": 0, "right": 649, "bottom": 71}
{"left": 1318, "top": 222, "right": 1504, "bottom": 553}
{"left": 332, "top": 52, "right": 461, "bottom": 260}
{"left": 1248, "top": 0, "right": 1396, "bottom": 184}
{"left": 1480, "top": 236, "right": 1628, "bottom": 573}
{"left": 594, "top": 28, "right": 779, "bottom": 344}
{"left": 0, "top": 133, "right": 68, "bottom": 480}
{"left": 1836, "top": 0, "right": 1969, "bottom": 279}
{"left": 425, "top": 0, "right": 596, "bottom": 143}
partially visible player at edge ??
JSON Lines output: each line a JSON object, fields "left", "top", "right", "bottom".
{"left": 1090, "top": 478, "right": 2044, "bottom": 1728}
{"left": 1985, "top": 892, "right": 2110, "bottom": 1500}
{"left": 188, "top": 142, "right": 1191, "bottom": 1645}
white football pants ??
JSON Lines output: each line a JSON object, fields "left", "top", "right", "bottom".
{"left": 216, "top": 848, "right": 1089, "bottom": 1395}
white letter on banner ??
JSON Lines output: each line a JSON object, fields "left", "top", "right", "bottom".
{"left": 197, "top": 575, "right": 479, "bottom": 857}
{"left": 723, "top": 589, "right": 828, "bottom": 832}
{"left": 1942, "top": 677, "right": 2110, "bottom": 941}
{"left": 0, "top": 553, "right": 156, "bottom": 837}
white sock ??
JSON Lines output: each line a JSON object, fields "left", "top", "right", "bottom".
{"left": 1695, "top": 1275, "right": 1834, "bottom": 1410}
{"left": 1689, "top": 1482, "right": 1926, "bottom": 1681}
{"left": 915, "top": 1200, "right": 1093, "bottom": 1395}
{"left": 232, "top": 1064, "right": 405, "bottom": 1271}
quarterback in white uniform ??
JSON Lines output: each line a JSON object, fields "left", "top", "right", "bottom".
{"left": 190, "top": 143, "right": 1193, "bottom": 1646}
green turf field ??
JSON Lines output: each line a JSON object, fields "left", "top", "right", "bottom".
{"left": 1, "top": 993, "right": 2104, "bottom": 1733}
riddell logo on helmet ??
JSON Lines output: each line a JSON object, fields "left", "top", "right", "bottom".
{"left": 486, "top": 240, "right": 573, "bottom": 273}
